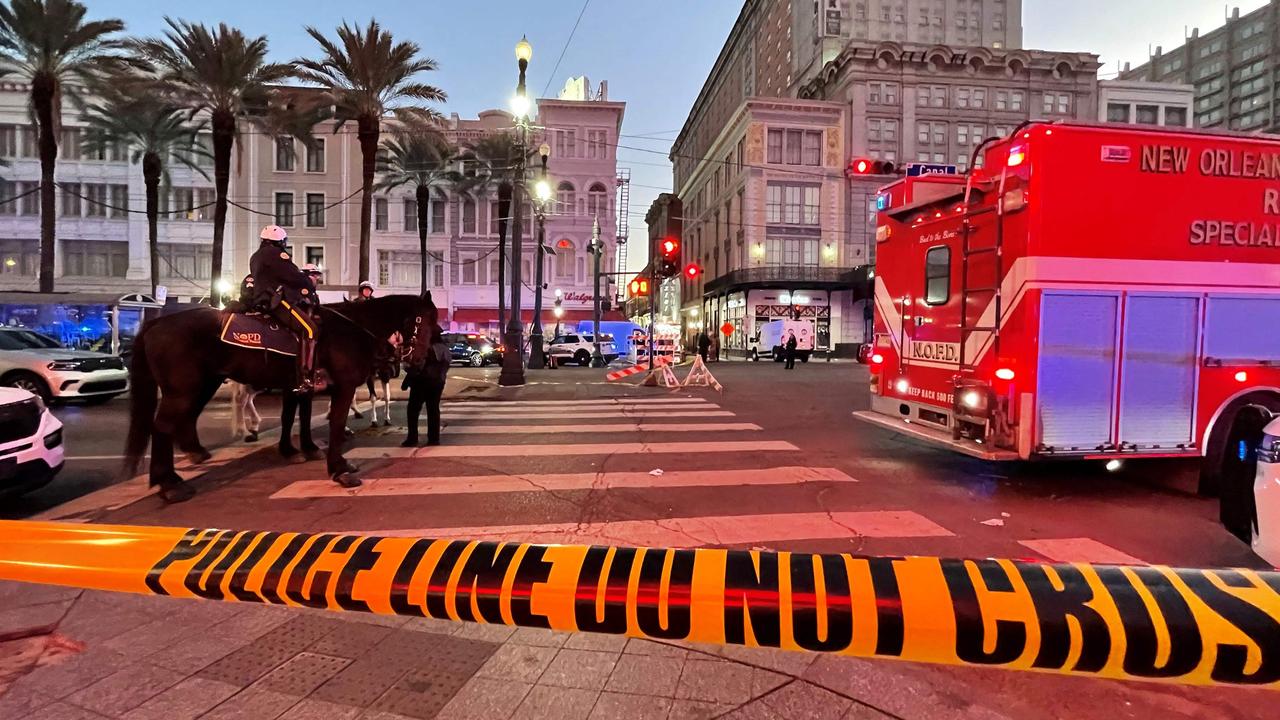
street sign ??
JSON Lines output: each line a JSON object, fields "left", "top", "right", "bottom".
{"left": 154, "top": 285, "right": 168, "bottom": 302}
{"left": 905, "top": 163, "right": 958, "bottom": 177}
{"left": 720, "top": 322, "right": 734, "bottom": 337}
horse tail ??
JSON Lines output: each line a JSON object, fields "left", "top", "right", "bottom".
{"left": 123, "top": 325, "right": 158, "bottom": 477}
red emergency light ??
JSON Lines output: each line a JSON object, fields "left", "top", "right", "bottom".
{"left": 660, "top": 237, "right": 680, "bottom": 258}
{"left": 684, "top": 263, "right": 701, "bottom": 279}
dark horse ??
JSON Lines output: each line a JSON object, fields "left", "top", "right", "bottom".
{"left": 124, "top": 294, "right": 436, "bottom": 501}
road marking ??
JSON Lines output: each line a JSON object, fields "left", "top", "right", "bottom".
{"left": 345, "top": 439, "right": 798, "bottom": 459}
{"left": 442, "top": 410, "right": 735, "bottom": 420}
{"left": 271, "top": 466, "right": 855, "bottom": 499}
{"left": 1018, "top": 538, "right": 1144, "bottom": 565}
{"left": 443, "top": 403, "right": 719, "bottom": 413}
{"left": 447, "top": 398, "right": 713, "bottom": 407}
{"left": 350, "top": 510, "right": 953, "bottom": 547}
{"left": 408, "top": 422, "right": 761, "bottom": 434}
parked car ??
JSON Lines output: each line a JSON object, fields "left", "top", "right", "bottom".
{"left": 0, "top": 327, "right": 129, "bottom": 403}
{"left": 0, "top": 386, "right": 64, "bottom": 499}
{"left": 546, "top": 333, "right": 619, "bottom": 366}
{"left": 443, "top": 333, "right": 503, "bottom": 367}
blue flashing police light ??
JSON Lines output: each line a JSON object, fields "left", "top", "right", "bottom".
{"left": 875, "top": 193, "right": 891, "bottom": 211}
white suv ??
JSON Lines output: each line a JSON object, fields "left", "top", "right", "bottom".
{"left": 0, "top": 387, "right": 64, "bottom": 498}
{"left": 546, "top": 333, "right": 619, "bottom": 366}
{"left": 0, "top": 327, "right": 129, "bottom": 404}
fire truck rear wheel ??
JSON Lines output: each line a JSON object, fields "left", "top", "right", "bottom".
{"left": 1202, "top": 393, "right": 1280, "bottom": 543}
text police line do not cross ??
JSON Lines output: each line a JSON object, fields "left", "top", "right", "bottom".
{"left": 0, "top": 521, "right": 1277, "bottom": 689}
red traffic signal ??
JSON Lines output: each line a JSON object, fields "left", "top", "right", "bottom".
{"left": 683, "top": 263, "right": 701, "bottom": 279}
{"left": 660, "top": 236, "right": 680, "bottom": 258}
{"left": 847, "top": 157, "right": 896, "bottom": 177}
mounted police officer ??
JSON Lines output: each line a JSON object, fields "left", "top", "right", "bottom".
{"left": 353, "top": 281, "right": 374, "bottom": 302}
{"left": 249, "top": 225, "right": 320, "bottom": 393}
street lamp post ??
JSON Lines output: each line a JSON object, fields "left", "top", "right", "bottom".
{"left": 528, "top": 143, "right": 552, "bottom": 370}
{"left": 500, "top": 35, "right": 533, "bottom": 387}
{"left": 589, "top": 217, "right": 606, "bottom": 368}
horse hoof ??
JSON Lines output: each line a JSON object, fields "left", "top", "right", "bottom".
{"left": 158, "top": 481, "right": 196, "bottom": 504}
{"left": 185, "top": 450, "right": 213, "bottom": 465}
{"left": 288, "top": 453, "right": 307, "bottom": 465}
{"left": 381, "top": 419, "right": 393, "bottom": 428}
{"left": 343, "top": 427, "right": 355, "bottom": 439}
{"left": 244, "top": 432, "right": 259, "bottom": 443}
{"left": 331, "top": 473, "right": 362, "bottom": 488}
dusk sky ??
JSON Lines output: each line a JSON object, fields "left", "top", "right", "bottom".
{"left": 92, "top": 0, "right": 1268, "bottom": 271}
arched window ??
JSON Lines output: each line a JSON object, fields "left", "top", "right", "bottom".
{"left": 556, "top": 182, "right": 576, "bottom": 216}
{"left": 587, "top": 182, "right": 608, "bottom": 219}
{"left": 554, "top": 238, "right": 576, "bottom": 278}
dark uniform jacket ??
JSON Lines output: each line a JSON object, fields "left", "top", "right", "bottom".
{"left": 249, "top": 242, "right": 315, "bottom": 308}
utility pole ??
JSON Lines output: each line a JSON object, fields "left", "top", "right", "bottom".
{"left": 500, "top": 35, "right": 533, "bottom": 386}
{"left": 589, "top": 217, "right": 606, "bottom": 367}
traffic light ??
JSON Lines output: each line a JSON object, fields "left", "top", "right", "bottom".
{"left": 683, "top": 263, "right": 701, "bottom": 280}
{"left": 658, "top": 236, "right": 681, "bottom": 278}
{"left": 846, "top": 157, "right": 896, "bottom": 177}
{"left": 628, "top": 277, "right": 650, "bottom": 296}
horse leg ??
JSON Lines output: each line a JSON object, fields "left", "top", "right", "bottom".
{"left": 327, "top": 386, "right": 361, "bottom": 487}
{"left": 230, "top": 383, "right": 244, "bottom": 439}
{"left": 246, "top": 390, "right": 261, "bottom": 442}
{"left": 279, "top": 391, "right": 299, "bottom": 460}
{"left": 366, "top": 379, "right": 378, "bottom": 427}
{"left": 380, "top": 378, "right": 393, "bottom": 427}
{"left": 176, "top": 379, "right": 219, "bottom": 465}
{"left": 152, "top": 396, "right": 196, "bottom": 503}
{"left": 351, "top": 381, "right": 366, "bottom": 420}
{"left": 298, "top": 393, "right": 324, "bottom": 461}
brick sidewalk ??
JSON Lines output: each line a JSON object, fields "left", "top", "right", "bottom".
{"left": 2, "top": 581, "right": 1271, "bottom": 720}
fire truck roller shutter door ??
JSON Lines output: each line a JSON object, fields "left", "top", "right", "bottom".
{"left": 1037, "top": 293, "right": 1120, "bottom": 451}
{"left": 1118, "top": 296, "right": 1199, "bottom": 448}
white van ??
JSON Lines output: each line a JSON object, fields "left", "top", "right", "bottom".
{"left": 750, "top": 319, "right": 815, "bottom": 362}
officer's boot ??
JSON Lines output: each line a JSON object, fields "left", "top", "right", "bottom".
{"left": 295, "top": 339, "right": 316, "bottom": 393}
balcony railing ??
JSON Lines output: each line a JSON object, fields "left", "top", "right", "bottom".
{"left": 703, "top": 265, "right": 866, "bottom": 294}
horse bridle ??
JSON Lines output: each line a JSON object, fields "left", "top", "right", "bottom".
{"left": 317, "top": 305, "right": 428, "bottom": 363}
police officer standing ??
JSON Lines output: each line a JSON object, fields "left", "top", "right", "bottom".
{"left": 250, "top": 225, "right": 320, "bottom": 392}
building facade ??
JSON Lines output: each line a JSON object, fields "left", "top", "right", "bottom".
{"left": 1098, "top": 79, "right": 1194, "bottom": 127}
{"left": 0, "top": 77, "right": 624, "bottom": 341}
{"left": 1120, "top": 4, "right": 1280, "bottom": 131}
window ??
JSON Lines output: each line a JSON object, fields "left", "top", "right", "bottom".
{"left": 0, "top": 181, "right": 14, "bottom": 216}
{"left": 60, "top": 183, "right": 82, "bottom": 217}
{"left": 924, "top": 246, "right": 950, "bottom": 305}
{"left": 59, "top": 128, "right": 81, "bottom": 160}
{"left": 766, "top": 128, "right": 782, "bottom": 163}
{"left": 586, "top": 129, "right": 608, "bottom": 159}
{"left": 462, "top": 197, "right": 477, "bottom": 234}
{"left": 556, "top": 182, "right": 576, "bottom": 215}
{"left": 972, "top": 88, "right": 986, "bottom": 109}
{"left": 956, "top": 87, "right": 970, "bottom": 108}
{"left": 157, "top": 242, "right": 212, "bottom": 281}
{"left": 110, "top": 185, "right": 129, "bottom": 219}
{"left": 1107, "top": 103, "right": 1131, "bottom": 123}
{"left": 1135, "top": 105, "right": 1159, "bottom": 125}
{"left": 403, "top": 198, "right": 418, "bottom": 232}
{"left": 18, "top": 126, "right": 35, "bottom": 158}
{"left": 305, "top": 193, "right": 325, "bottom": 227}
{"left": 0, "top": 124, "right": 16, "bottom": 157}
{"left": 765, "top": 184, "right": 820, "bottom": 225}
{"left": 304, "top": 246, "right": 324, "bottom": 269}
{"left": 274, "top": 192, "right": 294, "bottom": 227}
{"left": 0, "top": 239, "right": 37, "bottom": 275}
{"left": 1164, "top": 106, "right": 1188, "bottom": 127}
{"left": 62, "top": 240, "right": 128, "bottom": 277}
{"left": 555, "top": 129, "right": 577, "bottom": 159}
{"left": 431, "top": 196, "right": 445, "bottom": 232}
{"left": 84, "top": 184, "right": 107, "bottom": 218}
{"left": 305, "top": 138, "right": 325, "bottom": 173}
{"left": 868, "top": 81, "right": 898, "bottom": 105}
{"left": 18, "top": 181, "right": 38, "bottom": 215}
{"left": 375, "top": 198, "right": 388, "bottom": 230}
{"left": 784, "top": 130, "right": 802, "bottom": 164}
{"left": 1010, "top": 90, "right": 1025, "bottom": 111}
{"left": 995, "top": 90, "right": 1008, "bottom": 111}
{"left": 587, "top": 183, "right": 608, "bottom": 218}
{"left": 274, "top": 136, "right": 295, "bottom": 171}
{"left": 802, "top": 131, "right": 821, "bottom": 166}
{"left": 554, "top": 239, "right": 576, "bottom": 278}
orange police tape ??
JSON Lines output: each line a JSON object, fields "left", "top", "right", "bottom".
{"left": 0, "top": 520, "right": 1278, "bottom": 688}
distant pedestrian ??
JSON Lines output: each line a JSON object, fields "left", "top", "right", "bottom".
{"left": 697, "top": 330, "right": 711, "bottom": 363}
{"left": 402, "top": 323, "right": 450, "bottom": 447}
{"left": 709, "top": 333, "right": 720, "bottom": 362}
{"left": 784, "top": 332, "right": 798, "bottom": 370}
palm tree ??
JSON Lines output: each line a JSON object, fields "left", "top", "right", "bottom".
{"left": 297, "top": 20, "right": 445, "bottom": 284}
{"left": 375, "top": 131, "right": 458, "bottom": 294}
{"left": 79, "top": 75, "right": 209, "bottom": 294}
{"left": 130, "top": 20, "right": 296, "bottom": 302}
{"left": 0, "top": 0, "right": 129, "bottom": 292}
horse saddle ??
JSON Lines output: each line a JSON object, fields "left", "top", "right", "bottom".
{"left": 220, "top": 313, "right": 299, "bottom": 356}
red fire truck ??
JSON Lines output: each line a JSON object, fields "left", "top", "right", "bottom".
{"left": 854, "top": 121, "right": 1280, "bottom": 540}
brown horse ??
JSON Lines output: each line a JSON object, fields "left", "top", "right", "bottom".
{"left": 125, "top": 294, "right": 435, "bottom": 501}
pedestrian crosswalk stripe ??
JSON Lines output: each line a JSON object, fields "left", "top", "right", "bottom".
{"left": 441, "top": 410, "right": 736, "bottom": 420}
{"left": 1018, "top": 537, "right": 1144, "bottom": 565}
{"left": 346, "top": 439, "right": 798, "bottom": 459}
{"left": 446, "top": 398, "right": 713, "bottom": 407}
{"left": 406, "top": 422, "right": 762, "bottom": 434}
{"left": 443, "top": 403, "right": 718, "bottom": 413}
{"left": 270, "top": 466, "right": 855, "bottom": 499}
{"left": 350, "top": 510, "right": 953, "bottom": 547}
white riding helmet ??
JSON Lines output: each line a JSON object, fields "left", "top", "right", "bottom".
{"left": 359, "top": 281, "right": 374, "bottom": 290}
{"left": 302, "top": 263, "right": 321, "bottom": 275}
{"left": 260, "top": 225, "right": 289, "bottom": 244}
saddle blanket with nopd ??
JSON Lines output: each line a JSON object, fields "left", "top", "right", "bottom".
{"left": 220, "top": 313, "right": 298, "bottom": 356}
